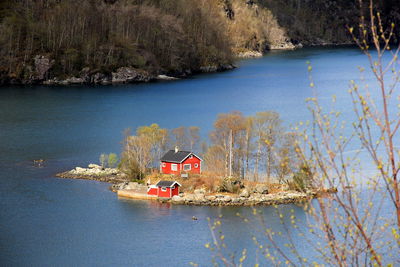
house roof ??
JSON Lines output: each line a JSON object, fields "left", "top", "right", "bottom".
{"left": 160, "top": 150, "right": 202, "bottom": 163}
{"left": 156, "top": 180, "right": 181, "bottom": 188}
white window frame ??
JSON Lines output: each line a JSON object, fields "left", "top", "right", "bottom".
{"left": 162, "top": 163, "right": 166, "bottom": 167}
{"left": 161, "top": 187, "right": 167, "bottom": 192}
{"left": 189, "top": 155, "right": 193, "bottom": 159}
{"left": 194, "top": 163, "right": 199, "bottom": 168}
{"left": 183, "top": 164, "right": 191, "bottom": 171}
{"left": 171, "top": 164, "right": 178, "bottom": 171}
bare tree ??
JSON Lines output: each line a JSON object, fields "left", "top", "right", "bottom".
{"left": 253, "top": 111, "right": 282, "bottom": 181}
{"left": 210, "top": 111, "right": 246, "bottom": 177}
{"left": 171, "top": 126, "right": 189, "bottom": 150}
{"left": 136, "top": 123, "right": 169, "bottom": 168}
{"left": 244, "top": 116, "right": 255, "bottom": 179}
{"left": 189, "top": 126, "right": 201, "bottom": 152}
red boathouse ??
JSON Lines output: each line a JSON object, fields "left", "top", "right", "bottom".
{"left": 147, "top": 180, "right": 181, "bottom": 198}
{"left": 160, "top": 147, "right": 202, "bottom": 175}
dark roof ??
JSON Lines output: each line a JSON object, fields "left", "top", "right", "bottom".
{"left": 160, "top": 150, "right": 193, "bottom": 163}
{"left": 156, "top": 180, "right": 181, "bottom": 187}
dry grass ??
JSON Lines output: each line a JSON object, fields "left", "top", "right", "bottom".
{"left": 145, "top": 172, "right": 223, "bottom": 193}
{"left": 145, "top": 171, "right": 288, "bottom": 194}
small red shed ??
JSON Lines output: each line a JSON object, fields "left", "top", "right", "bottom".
{"left": 147, "top": 180, "right": 181, "bottom": 198}
{"left": 160, "top": 148, "right": 202, "bottom": 175}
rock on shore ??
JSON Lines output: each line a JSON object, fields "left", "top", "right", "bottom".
{"left": 156, "top": 74, "right": 179, "bottom": 80}
{"left": 44, "top": 67, "right": 155, "bottom": 85}
{"left": 199, "top": 63, "right": 236, "bottom": 73}
{"left": 56, "top": 164, "right": 128, "bottom": 183}
{"left": 169, "top": 190, "right": 314, "bottom": 206}
{"left": 267, "top": 41, "right": 297, "bottom": 50}
{"left": 236, "top": 51, "right": 263, "bottom": 58}
{"left": 235, "top": 41, "right": 301, "bottom": 58}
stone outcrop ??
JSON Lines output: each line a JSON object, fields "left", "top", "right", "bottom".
{"left": 199, "top": 64, "right": 236, "bottom": 73}
{"left": 239, "top": 188, "right": 250, "bottom": 198}
{"left": 267, "top": 41, "right": 296, "bottom": 50}
{"left": 156, "top": 74, "right": 179, "bottom": 80}
{"left": 112, "top": 67, "right": 153, "bottom": 83}
{"left": 56, "top": 164, "right": 128, "bottom": 183}
{"left": 254, "top": 184, "right": 269, "bottom": 194}
{"left": 236, "top": 51, "right": 263, "bottom": 58}
{"left": 34, "top": 55, "right": 54, "bottom": 81}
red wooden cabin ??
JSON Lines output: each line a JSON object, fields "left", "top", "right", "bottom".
{"left": 160, "top": 148, "right": 202, "bottom": 175}
{"left": 147, "top": 180, "right": 181, "bottom": 198}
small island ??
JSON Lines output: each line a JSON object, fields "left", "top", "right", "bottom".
{"left": 56, "top": 160, "right": 334, "bottom": 207}
{"left": 56, "top": 112, "right": 337, "bottom": 206}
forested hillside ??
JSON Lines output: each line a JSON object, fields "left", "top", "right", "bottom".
{"left": 0, "top": 0, "right": 397, "bottom": 85}
{"left": 0, "top": 0, "right": 232, "bottom": 84}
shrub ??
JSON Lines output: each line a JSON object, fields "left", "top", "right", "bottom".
{"left": 289, "top": 164, "right": 312, "bottom": 192}
{"left": 192, "top": 176, "right": 219, "bottom": 192}
{"left": 119, "top": 157, "right": 145, "bottom": 181}
{"left": 107, "top": 153, "right": 118, "bottom": 168}
{"left": 217, "top": 177, "right": 243, "bottom": 193}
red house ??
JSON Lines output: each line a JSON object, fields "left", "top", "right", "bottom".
{"left": 160, "top": 148, "right": 202, "bottom": 175}
{"left": 147, "top": 180, "right": 181, "bottom": 198}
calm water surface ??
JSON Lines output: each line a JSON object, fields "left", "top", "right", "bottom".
{"left": 1, "top": 47, "right": 374, "bottom": 266}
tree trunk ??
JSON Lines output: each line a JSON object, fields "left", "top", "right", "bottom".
{"left": 266, "top": 147, "right": 272, "bottom": 184}
{"left": 254, "top": 140, "right": 261, "bottom": 181}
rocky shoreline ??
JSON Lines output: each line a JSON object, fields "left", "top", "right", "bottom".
{"left": 1, "top": 57, "right": 236, "bottom": 86}
{"left": 1, "top": 42, "right": 355, "bottom": 86}
{"left": 112, "top": 181, "right": 319, "bottom": 206}
{"left": 56, "top": 164, "right": 329, "bottom": 206}
{"left": 171, "top": 190, "right": 314, "bottom": 206}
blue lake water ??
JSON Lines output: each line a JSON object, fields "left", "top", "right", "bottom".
{"left": 0, "top": 46, "right": 383, "bottom": 266}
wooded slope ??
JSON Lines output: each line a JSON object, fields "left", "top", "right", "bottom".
{"left": 0, "top": 0, "right": 396, "bottom": 84}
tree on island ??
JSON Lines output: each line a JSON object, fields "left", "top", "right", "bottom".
{"left": 203, "top": 111, "right": 299, "bottom": 184}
